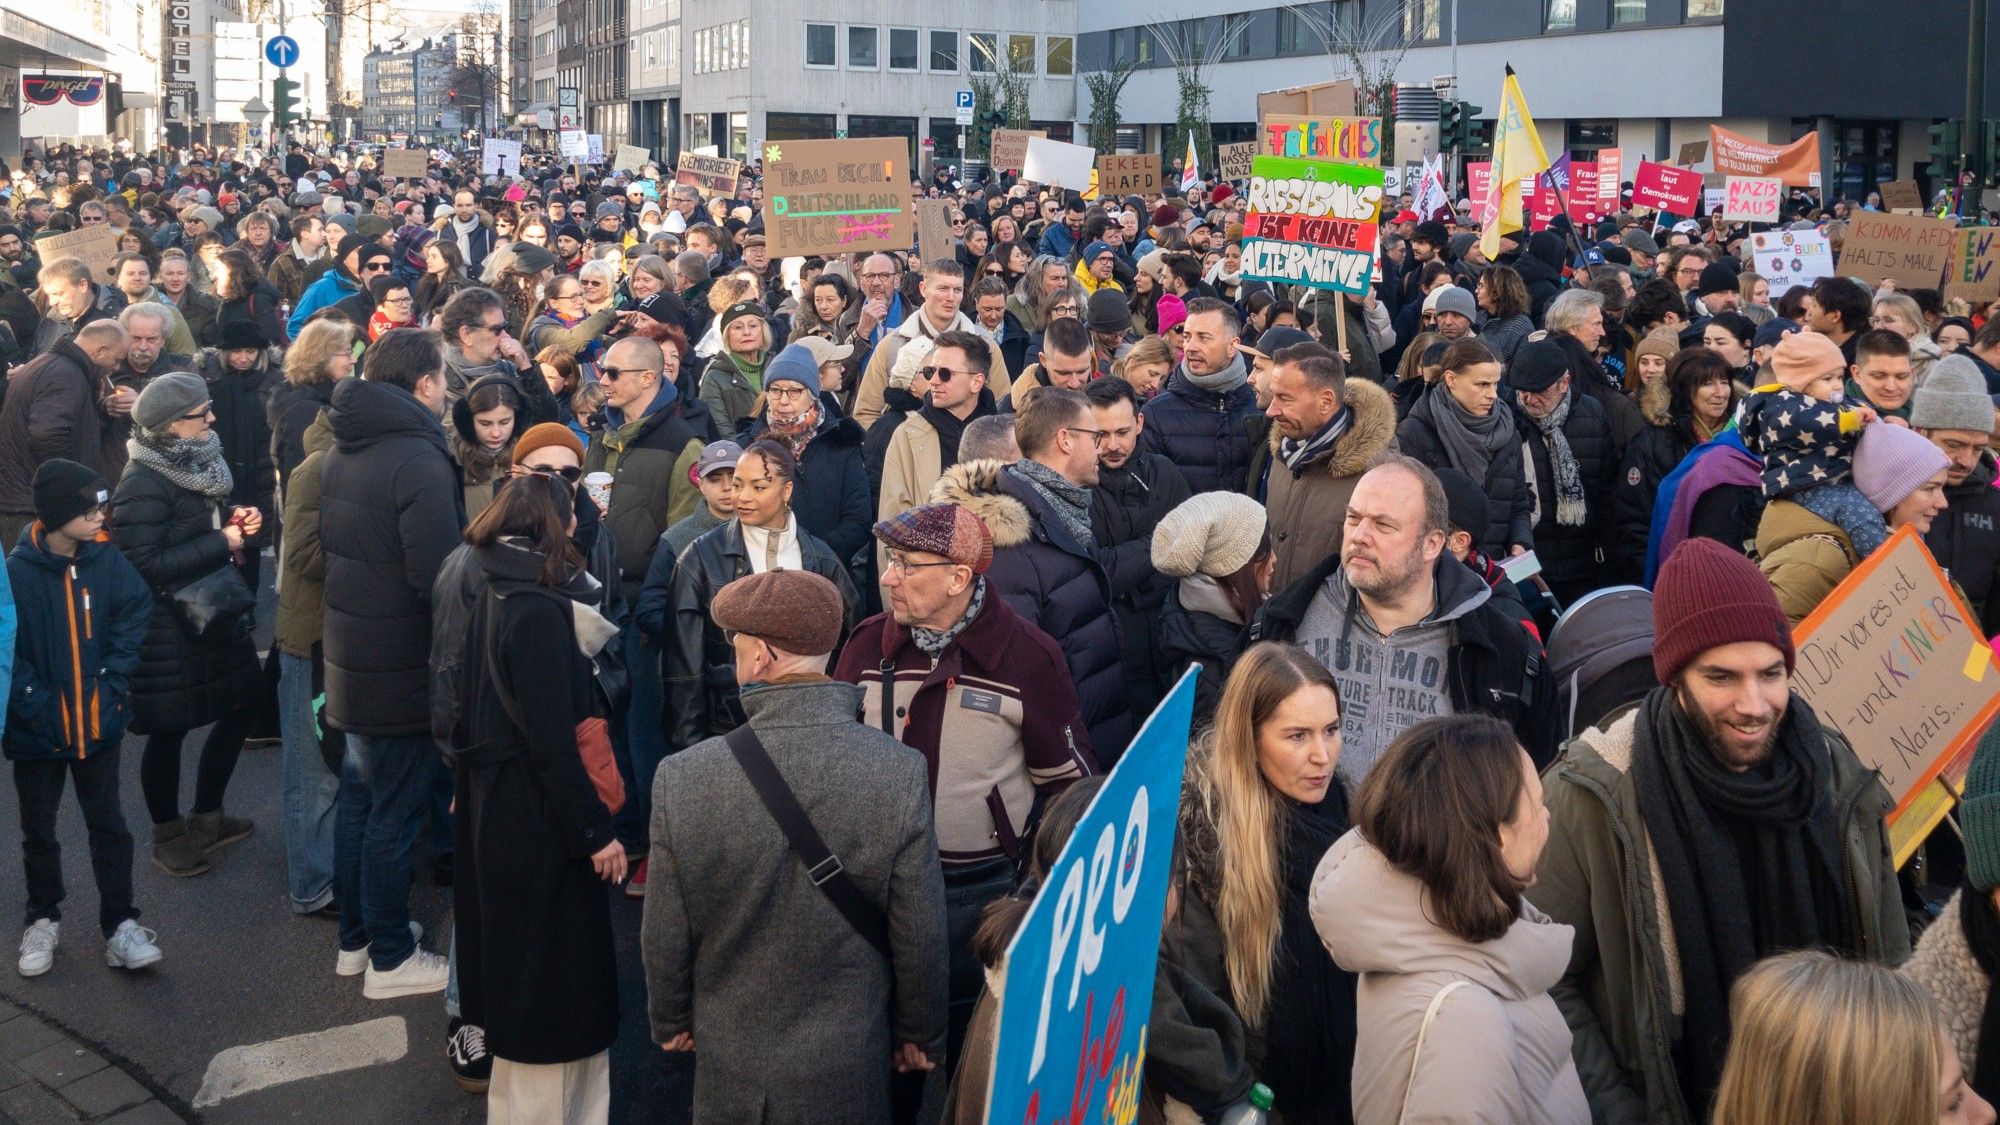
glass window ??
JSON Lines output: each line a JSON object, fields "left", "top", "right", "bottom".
{"left": 1046, "top": 35, "right": 1073, "bottom": 76}
{"left": 1566, "top": 119, "right": 1617, "bottom": 158}
{"left": 1612, "top": 0, "right": 1646, "bottom": 23}
{"left": 1687, "top": 0, "right": 1723, "bottom": 16}
{"left": 1404, "top": 0, "right": 1440, "bottom": 40}
{"left": 1007, "top": 33, "right": 1035, "bottom": 74}
{"left": 1277, "top": 8, "right": 1315, "bottom": 53}
{"left": 767, "top": 112, "right": 838, "bottom": 141}
{"left": 848, "top": 26, "right": 878, "bottom": 69}
{"left": 1223, "top": 19, "right": 1251, "bottom": 57}
{"left": 889, "top": 28, "right": 918, "bottom": 70}
{"left": 929, "top": 30, "right": 957, "bottom": 72}
{"left": 1546, "top": 0, "right": 1576, "bottom": 29}
{"left": 968, "top": 32, "right": 996, "bottom": 72}
{"left": 804, "top": 23, "right": 834, "bottom": 67}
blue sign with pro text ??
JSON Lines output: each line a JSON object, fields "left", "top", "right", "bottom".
{"left": 264, "top": 35, "right": 300, "bottom": 68}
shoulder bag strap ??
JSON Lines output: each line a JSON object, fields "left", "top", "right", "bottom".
{"left": 1399, "top": 978, "right": 1471, "bottom": 1125}
{"left": 877, "top": 659, "right": 897, "bottom": 736}
{"left": 724, "top": 723, "right": 890, "bottom": 960}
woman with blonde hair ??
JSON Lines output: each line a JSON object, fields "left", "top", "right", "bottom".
{"left": 1714, "top": 950, "right": 1994, "bottom": 1125}
{"left": 1111, "top": 335, "right": 1173, "bottom": 399}
{"left": 270, "top": 318, "right": 358, "bottom": 489}
{"left": 1872, "top": 290, "right": 1944, "bottom": 386}
{"left": 1173, "top": 641, "right": 1358, "bottom": 1120}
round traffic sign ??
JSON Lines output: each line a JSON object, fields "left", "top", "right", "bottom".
{"left": 265, "top": 35, "right": 300, "bottom": 68}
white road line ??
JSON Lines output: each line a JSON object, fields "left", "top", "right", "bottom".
{"left": 192, "top": 1016, "right": 409, "bottom": 1107}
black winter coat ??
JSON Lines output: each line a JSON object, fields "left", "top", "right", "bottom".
{"left": 1613, "top": 377, "right": 1699, "bottom": 583}
{"left": 1090, "top": 452, "right": 1192, "bottom": 720}
{"left": 582, "top": 388, "right": 714, "bottom": 604}
{"left": 861, "top": 385, "right": 923, "bottom": 498}
{"left": 0, "top": 337, "right": 105, "bottom": 517}
{"left": 1516, "top": 391, "right": 1619, "bottom": 604}
{"left": 218, "top": 281, "right": 286, "bottom": 346}
{"left": 1928, "top": 453, "right": 2000, "bottom": 637}
{"left": 110, "top": 460, "right": 260, "bottom": 734}
{"left": 1156, "top": 585, "right": 1244, "bottom": 732}
{"left": 1138, "top": 369, "right": 1259, "bottom": 496}
{"left": 267, "top": 378, "right": 336, "bottom": 496}
{"left": 737, "top": 412, "right": 873, "bottom": 570}
{"left": 198, "top": 350, "right": 282, "bottom": 544}
{"left": 4, "top": 528, "right": 151, "bottom": 761}
{"left": 1397, "top": 385, "right": 1535, "bottom": 555}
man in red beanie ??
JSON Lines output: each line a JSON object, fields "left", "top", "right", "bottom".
{"left": 1529, "top": 537, "right": 1908, "bottom": 1123}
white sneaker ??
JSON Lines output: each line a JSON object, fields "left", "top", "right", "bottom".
{"left": 104, "top": 920, "right": 161, "bottom": 970}
{"left": 335, "top": 920, "right": 424, "bottom": 977}
{"left": 18, "top": 920, "right": 57, "bottom": 977}
{"left": 362, "top": 947, "right": 449, "bottom": 1000}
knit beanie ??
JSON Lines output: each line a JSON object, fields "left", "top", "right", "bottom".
{"left": 133, "top": 372, "right": 210, "bottom": 432}
{"left": 1910, "top": 354, "right": 1996, "bottom": 433}
{"left": 763, "top": 343, "right": 822, "bottom": 399}
{"left": 889, "top": 335, "right": 936, "bottom": 392}
{"left": 1696, "top": 260, "right": 1738, "bottom": 297}
{"left": 1151, "top": 492, "right": 1267, "bottom": 578}
{"left": 1651, "top": 537, "right": 1793, "bottom": 684}
{"left": 1635, "top": 325, "right": 1680, "bottom": 366}
{"left": 711, "top": 570, "right": 844, "bottom": 657}
{"left": 1155, "top": 294, "right": 1189, "bottom": 337}
{"left": 1088, "top": 289, "right": 1132, "bottom": 333}
{"left": 32, "top": 459, "right": 107, "bottom": 530}
{"left": 719, "top": 300, "right": 766, "bottom": 334}
{"left": 510, "top": 422, "right": 585, "bottom": 468}
{"left": 1853, "top": 422, "right": 1950, "bottom": 514}
{"left": 1769, "top": 330, "right": 1847, "bottom": 393}
{"left": 1965, "top": 722, "right": 2000, "bottom": 891}
{"left": 1432, "top": 286, "right": 1476, "bottom": 321}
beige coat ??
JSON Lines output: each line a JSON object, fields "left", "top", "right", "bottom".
{"left": 876, "top": 411, "right": 944, "bottom": 577}
{"left": 1265, "top": 376, "right": 1399, "bottom": 592}
{"left": 1904, "top": 888, "right": 1992, "bottom": 1078}
{"left": 1312, "top": 830, "right": 1590, "bottom": 1125}
{"left": 852, "top": 308, "right": 1011, "bottom": 428}
{"left": 1753, "top": 498, "right": 1857, "bottom": 627}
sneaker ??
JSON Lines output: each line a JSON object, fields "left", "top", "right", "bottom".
{"left": 446, "top": 1019, "right": 492, "bottom": 1093}
{"left": 624, "top": 856, "right": 648, "bottom": 899}
{"left": 335, "top": 921, "right": 424, "bottom": 977}
{"left": 362, "top": 947, "right": 449, "bottom": 1000}
{"left": 17, "top": 920, "right": 57, "bottom": 977}
{"left": 104, "top": 921, "right": 161, "bottom": 970}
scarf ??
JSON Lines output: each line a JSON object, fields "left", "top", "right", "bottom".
{"left": 1259, "top": 788, "right": 1358, "bottom": 1120}
{"left": 726, "top": 350, "right": 766, "bottom": 393}
{"left": 128, "top": 429, "right": 233, "bottom": 498}
{"left": 451, "top": 214, "right": 483, "bottom": 253}
{"left": 450, "top": 430, "right": 512, "bottom": 485}
{"left": 1631, "top": 686, "right": 1851, "bottom": 1116}
{"left": 368, "top": 306, "right": 412, "bottom": 342}
{"left": 912, "top": 577, "right": 986, "bottom": 659}
{"left": 922, "top": 395, "right": 990, "bottom": 468}
{"left": 1530, "top": 392, "right": 1588, "bottom": 526}
{"left": 1279, "top": 406, "right": 1350, "bottom": 473}
{"left": 762, "top": 401, "right": 820, "bottom": 462}
{"left": 1006, "top": 460, "right": 1092, "bottom": 546}
{"left": 1182, "top": 352, "right": 1248, "bottom": 394}
{"left": 1426, "top": 387, "right": 1516, "bottom": 484}
{"left": 1963, "top": 884, "right": 2000, "bottom": 1103}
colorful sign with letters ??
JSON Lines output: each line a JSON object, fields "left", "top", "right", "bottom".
{"left": 760, "top": 138, "right": 913, "bottom": 258}
{"left": 1258, "top": 115, "right": 1383, "bottom": 166}
{"left": 1240, "top": 155, "right": 1386, "bottom": 297}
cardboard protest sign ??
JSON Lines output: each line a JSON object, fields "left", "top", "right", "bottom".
{"left": 1095, "top": 153, "right": 1160, "bottom": 195}
{"left": 1722, "top": 176, "right": 1781, "bottom": 223}
{"left": 1702, "top": 185, "right": 1726, "bottom": 216}
{"left": 1879, "top": 179, "right": 1923, "bottom": 213}
{"left": 1381, "top": 165, "right": 1402, "bottom": 200}
{"left": 1677, "top": 139, "right": 1708, "bottom": 167}
{"left": 760, "top": 137, "right": 912, "bottom": 259}
{"left": 37, "top": 225, "right": 121, "bottom": 282}
{"left": 1948, "top": 227, "right": 2000, "bottom": 304}
{"left": 1841, "top": 211, "right": 1956, "bottom": 290}
{"left": 1258, "top": 114, "right": 1384, "bottom": 166}
{"left": 1240, "top": 155, "right": 1386, "bottom": 297}
{"left": 985, "top": 671, "right": 1195, "bottom": 1124}
{"left": 913, "top": 198, "right": 955, "bottom": 262}
{"left": 558, "top": 130, "right": 589, "bottom": 159}
{"left": 1022, "top": 137, "right": 1096, "bottom": 190}
{"left": 1596, "top": 148, "right": 1622, "bottom": 206}
{"left": 988, "top": 129, "right": 1044, "bottom": 173}
{"left": 1710, "top": 125, "right": 1819, "bottom": 186}
{"left": 1790, "top": 528, "right": 2000, "bottom": 867}
{"left": 1749, "top": 229, "right": 1834, "bottom": 291}
{"left": 1256, "top": 79, "right": 1357, "bottom": 119}
{"left": 381, "top": 149, "right": 428, "bottom": 179}
{"left": 479, "top": 138, "right": 523, "bottom": 178}
{"left": 1631, "top": 161, "right": 1701, "bottom": 215}
{"left": 1218, "top": 142, "right": 1256, "bottom": 181}
{"left": 675, "top": 152, "right": 742, "bottom": 196}
{"left": 613, "top": 143, "right": 650, "bottom": 174}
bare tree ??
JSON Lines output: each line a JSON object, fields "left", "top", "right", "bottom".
{"left": 1145, "top": 15, "right": 1252, "bottom": 178}
{"left": 1081, "top": 59, "right": 1138, "bottom": 154}
{"left": 1283, "top": 2, "right": 1417, "bottom": 118}
{"left": 450, "top": 10, "right": 504, "bottom": 136}
{"left": 967, "top": 35, "right": 1031, "bottom": 161}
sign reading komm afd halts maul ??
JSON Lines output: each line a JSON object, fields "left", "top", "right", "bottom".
{"left": 1240, "top": 155, "right": 1386, "bottom": 297}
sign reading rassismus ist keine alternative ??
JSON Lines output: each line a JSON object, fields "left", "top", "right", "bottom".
{"left": 1240, "top": 155, "right": 1385, "bottom": 297}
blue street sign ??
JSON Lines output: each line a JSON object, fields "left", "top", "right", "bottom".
{"left": 954, "top": 89, "right": 974, "bottom": 111}
{"left": 264, "top": 35, "right": 300, "bottom": 68}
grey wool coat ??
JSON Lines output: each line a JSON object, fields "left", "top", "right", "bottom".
{"left": 641, "top": 676, "right": 949, "bottom": 1122}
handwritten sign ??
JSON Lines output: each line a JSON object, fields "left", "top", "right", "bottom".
{"left": 1841, "top": 211, "right": 1956, "bottom": 290}
{"left": 38, "top": 225, "right": 121, "bottom": 283}
{"left": 1948, "top": 227, "right": 2000, "bottom": 304}
{"left": 1632, "top": 161, "right": 1701, "bottom": 215}
{"left": 1723, "top": 176, "right": 1781, "bottom": 223}
{"left": 479, "top": 138, "right": 523, "bottom": 178}
{"left": 381, "top": 149, "right": 428, "bottom": 179}
{"left": 613, "top": 143, "right": 651, "bottom": 174}
{"left": 1750, "top": 228, "right": 1834, "bottom": 292}
{"left": 1240, "top": 155, "right": 1386, "bottom": 298}
{"left": 760, "top": 137, "right": 912, "bottom": 259}
{"left": 558, "top": 129, "right": 588, "bottom": 160}
{"left": 1218, "top": 142, "right": 1256, "bottom": 182}
{"left": 1879, "top": 179, "right": 1923, "bottom": 213}
{"left": 675, "top": 152, "right": 742, "bottom": 196}
{"left": 1023, "top": 137, "right": 1096, "bottom": 190}
{"left": 985, "top": 671, "right": 1195, "bottom": 1124}
{"left": 1790, "top": 528, "right": 2000, "bottom": 867}
{"left": 1258, "top": 115, "right": 1383, "bottom": 166}
{"left": 1095, "top": 153, "right": 1160, "bottom": 196}
{"left": 989, "top": 129, "right": 1045, "bottom": 173}
{"left": 586, "top": 135, "right": 605, "bottom": 165}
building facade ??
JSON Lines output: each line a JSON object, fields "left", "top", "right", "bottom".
{"left": 583, "top": 0, "right": 627, "bottom": 139}
{"left": 626, "top": 0, "right": 680, "bottom": 158}
{"left": 360, "top": 28, "right": 458, "bottom": 140}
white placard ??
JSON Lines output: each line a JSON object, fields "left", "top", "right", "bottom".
{"left": 1750, "top": 229, "right": 1834, "bottom": 292}
{"left": 558, "top": 130, "right": 589, "bottom": 159}
{"left": 1022, "top": 136, "right": 1097, "bottom": 190}
{"left": 1723, "top": 175, "right": 1782, "bottom": 223}
{"left": 480, "top": 138, "right": 524, "bottom": 178}
{"left": 586, "top": 134, "right": 605, "bottom": 165}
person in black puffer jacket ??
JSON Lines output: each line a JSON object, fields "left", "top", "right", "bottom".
{"left": 198, "top": 322, "right": 283, "bottom": 585}
{"left": 267, "top": 318, "right": 358, "bottom": 495}
{"left": 1138, "top": 299, "right": 1259, "bottom": 495}
{"left": 1613, "top": 346, "right": 1739, "bottom": 581}
{"left": 1085, "top": 377, "right": 1191, "bottom": 721}
{"left": 1512, "top": 231, "right": 1568, "bottom": 324}
{"left": 1509, "top": 339, "right": 1621, "bottom": 610}
{"left": 1396, "top": 339, "right": 1534, "bottom": 558}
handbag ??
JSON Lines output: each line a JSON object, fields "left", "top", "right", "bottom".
{"left": 170, "top": 564, "right": 255, "bottom": 636}
{"left": 484, "top": 587, "right": 626, "bottom": 815}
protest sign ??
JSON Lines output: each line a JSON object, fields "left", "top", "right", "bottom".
{"left": 1596, "top": 148, "right": 1622, "bottom": 206}
{"left": 1790, "top": 528, "right": 2000, "bottom": 867}
{"left": 1702, "top": 185, "right": 1726, "bottom": 216}
{"left": 1023, "top": 136, "right": 1097, "bottom": 189}
{"left": 1381, "top": 165, "right": 1402, "bottom": 199}
{"left": 558, "top": 129, "right": 588, "bottom": 159}
{"left": 1466, "top": 162, "right": 1490, "bottom": 207}
{"left": 1841, "top": 211, "right": 1956, "bottom": 290}
{"left": 913, "top": 198, "right": 955, "bottom": 262}
{"left": 1750, "top": 228, "right": 1834, "bottom": 291}
{"left": 760, "top": 137, "right": 912, "bottom": 258}
{"left": 1631, "top": 160, "right": 1701, "bottom": 215}
{"left": 586, "top": 135, "right": 605, "bottom": 165}
{"left": 1677, "top": 139, "right": 1708, "bottom": 167}
{"left": 1710, "top": 125, "right": 1820, "bottom": 186}
{"left": 1240, "top": 154, "right": 1386, "bottom": 297}
{"left": 37, "top": 225, "right": 121, "bottom": 282}
{"left": 381, "top": 148, "right": 428, "bottom": 179}
{"left": 1948, "top": 227, "right": 2000, "bottom": 304}
{"left": 985, "top": 670, "right": 1195, "bottom": 1124}
{"left": 1879, "top": 179, "right": 1923, "bottom": 213}
{"left": 1256, "top": 79, "right": 1357, "bottom": 119}
{"left": 675, "top": 151, "right": 742, "bottom": 196}
{"left": 1095, "top": 153, "right": 1160, "bottom": 195}
{"left": 1568, "top": 164, "right": 1600, "bottom": 223}
{"left": 479, "top": 138, "right": 523, "bottom": 178}
{"left": 1258, "top": 114, "right": 1384, "bottom": 165}
{"left": 1218, "top": 141, "right": 1256, "bottom": 181}
{"left": 989, "top": 129, "right": 1044, "bottom": 173}
{"left": 1722, "top": 176, "right": 1781, "bottom": 223}
{"left": 613, "top": 143, "right": 650, "bottom": 174}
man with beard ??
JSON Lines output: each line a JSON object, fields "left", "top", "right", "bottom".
{"left": 1247, "top": 455, "right": 1556, "bottom": 780}
{"left": 1083, "top": 375, "right": 1189, "bottom": 719}
{"left": 1529, "top": 538, "right": 1906, "bottom": 1124}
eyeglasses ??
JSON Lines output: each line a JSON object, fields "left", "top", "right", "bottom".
{"left": 581, "top": 278, "right": 607, "bottom": 288}
{"left": 362, "top": 262, "right": 392, "bottom": 273}
{"left": 1065, "top": 426, "right": 1107, "bottom": 446}
{"left": 860, "top": 271, "right": 896, "bottom": 281}
{"left": 598, "top": 365, "right": 651, "bottom": 382}
{"left": 766, "top": 385, "right": 811, "bottom": 401}
{"left": 384, "top": 295, "right": 414, "bottom": 306}
{"left": 81, "top": 214, "right": 105, "bottom": 223}
{"left": 884, "top": 553, "right": 961, "bottom": 576}
{"left": 178, "top": 406, "right": 213, "bottom": 421}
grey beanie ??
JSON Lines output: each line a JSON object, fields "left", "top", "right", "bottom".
{"left": 133, "top": 372, "right": 210, "bottom": 432}
{"left": 1433, "top": 285, "right": 1477, "bottom": 321}
{"left": 1151, "top": 492, "right": 1267, "bottom": 579}
{"left": 1910, "top": 354, "right": 1996, "bottom": 434}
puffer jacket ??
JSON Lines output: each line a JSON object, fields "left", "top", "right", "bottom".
{"left": 1528, "top": 706, "right": 1909, "bottom": 1125}
{"left": 1265, "top": 377, "right": 1399, "bottom": 591}
{"left": 266, "top": 377, "right": 337, "bottom": 496}
{"left": 274, "top": 411, "right": 335, "bottom": 659}
{"left": 736, "top": 411, "right": 873, "bottom": 569}
{"left": 1518, "top": 389, "right": 1620, "bottom": 603}
{"left": 1927, "top": 452, "right": 2000, "bottom": 636}
{"left": 1138, "top": 368, "right": 1260, "bottom": 496}
{"left": 1312, "top": 830, "right": 1589, "bottom": 1125}
{"left": 582, "top": 383, "right": 714, "bottom": 603}
{"left": 1090, "top": 451, "right": 1192, "bottom": 721}
{"left": 1754, "top": 498, "right": 1857, "bottom": 626}
{"left": 6, "top": 527, "right": 145, "bottom": 761}
{"left": 932, "top": 460, "right": 1134, "bottom": 764}
{"left": 1157, "top": 577, "right": 1247, "bottom": 731}
{"left": 0, "top": 337, "right": 106, "bottom": 519}
{"left": 1614, "top": 377, "right": 1699, "bottom": 581}
{"left": 1397, "top": 383, "right": 1535, "bottom": 556}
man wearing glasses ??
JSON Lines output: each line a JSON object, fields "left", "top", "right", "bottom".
{"left": 877, "top": 330, "right": 999, "bottom": 572}
{"left": 289, "top": 233, "right": 389, "bottom": 339}
{"left": 433, "top": 286, "right": 556, "bottom": 425}
{"left": 854, "top": 259, "right": 1011, "bottom": 429}
{"left": 849, "top": 251, "right": 904, "bottom": 354}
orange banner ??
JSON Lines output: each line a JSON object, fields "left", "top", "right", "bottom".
{"left": 1709, "top": 126, "right": 1819, "bottom": 187}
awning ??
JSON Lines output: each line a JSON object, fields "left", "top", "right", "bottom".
{"left": 518, "top": 101, "right": 553, "bottom": 115}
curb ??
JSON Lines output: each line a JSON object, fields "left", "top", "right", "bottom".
{"left": 0, "top": 998, "right": 184, "bottom": 1123}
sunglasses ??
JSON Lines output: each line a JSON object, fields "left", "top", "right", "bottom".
{"left": 362, "top": 262, "right": 392, "bottom": 273}
{"left": 520, "top": 463, "right": 583, "bottom": 482}
{"left": 598, "top": 365, "right": 650, "bottom": 382}
{"left": 919, "top": 366, "right": 966, "bottom": 383}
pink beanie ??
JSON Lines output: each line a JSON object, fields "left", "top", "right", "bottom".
{"left": 1156, "top": 293, "right": 1188, "bottom": 337}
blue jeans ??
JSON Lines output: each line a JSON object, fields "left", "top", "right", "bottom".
{"left": 278, "top": 653, "right": 340, "bottom": 912}
{"left": 615, "top": 628, "right": 667, "bottom": 852}
{"left": 334, "top": 734, "right": 432, "bottom": 970}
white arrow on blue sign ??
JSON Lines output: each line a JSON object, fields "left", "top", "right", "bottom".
{"left": 264, "top": 35, "right": 300, "bottom": 68}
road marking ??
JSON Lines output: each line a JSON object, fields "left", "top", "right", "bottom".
{"left": 193, "top": 1016, "right": 408, "bottom": 1107}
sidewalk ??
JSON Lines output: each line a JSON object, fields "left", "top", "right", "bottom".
{"left": 0, "top": 997, "right": 181, "bottom": 1124}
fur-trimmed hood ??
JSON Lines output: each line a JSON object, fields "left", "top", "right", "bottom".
{"left": 1265, "top": 375, "right": 1397, "bottom": 475}
{"left": 930, "top": 458, "right": 1032, "bottom": 548}
{"left": 1639, "top": 371, "right": 1673, "bottom": 428}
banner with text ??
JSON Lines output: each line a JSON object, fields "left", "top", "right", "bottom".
{"left": 989, "top": 129, "right": 1045, "bottom": 173}
{"left": 760, "top": 138, "right": 912, "bottom": 258}
{"left": 1257, "top": 115, "right": 1384, "bottom": 166}
{"left": 1596, "top": 148, "right": 1622, "bottom": 207}
{"left": 1710, "top": 126, "right": 1820, "bottom": 186}
{"left": 1218, "top": 142, "right": 1257, "bottom": 181}
{"left": 1095, "top": 153, "right": 1160, "bottom": 196}
{"left": 1722, "top": 175, "right": 1782, "bottom": 223}
{"left": 1948, "top": 227, "right": 2000, "bottom": 304}
{"left": 1631, "top": 161, "right": 1701, "bottom": 215}
{"left": 36, "top": 225, "right": 121, "bottom": 282}
{"left": 480, "top": 138, "right": 524, "bottom": 178}
{"left": 1750, "top": 228, "right": 1834, "bottom": 291}
{"left": 1240, "top": 155, "right": 1386, "bottom": 297}
{"left": 675, "top": 152, "right": 742, "bottom": 196}
{"left": 1841, "top": 211, "right": 1956, "bottom": 290}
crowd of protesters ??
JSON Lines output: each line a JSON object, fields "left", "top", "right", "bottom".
{"left": 0, "top": 134, "right": 1995, "bottom": 1123}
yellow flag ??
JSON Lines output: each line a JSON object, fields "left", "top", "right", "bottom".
{"left": 1477, "top": 66, "right": 1552, "bottom": 261}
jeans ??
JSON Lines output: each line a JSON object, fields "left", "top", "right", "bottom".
{"left": 278, "top": 652, "right": 340, "bottom": 912}
{"left": 334, "top": 734, "right": 432, "bottom": 971}
{"left": 614, "top": 628, "right": 666, "bottom": 853}
{"left": 12, "top": 749, "right": 138, "bottom": 937}
{"left": 943, "top": 858, "right": 1016, "bottom": 1068}
{"left": 140, "top": 713, "right": 248, "bottom": 824}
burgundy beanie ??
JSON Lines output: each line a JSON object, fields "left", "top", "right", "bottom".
{"left": 1651, "top": 537, "right": 1794, "bottom": 684}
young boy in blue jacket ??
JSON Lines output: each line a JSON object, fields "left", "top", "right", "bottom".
{"left": 6, "top": 460, "right": 159, "bottom": 976}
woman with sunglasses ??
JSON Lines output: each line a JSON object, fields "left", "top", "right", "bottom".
{"left": 733, "top": 342, "right": 871, "bottom": 580}
{"left": 523, "top": 274, "right": 617, "bottom": 364}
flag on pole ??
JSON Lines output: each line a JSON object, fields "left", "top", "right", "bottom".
{"left": 1180, "top": 130, "right": 1200, "bottom": 194}
{"left": 1477, "top": 66, "right": 1552, "bottom": 261}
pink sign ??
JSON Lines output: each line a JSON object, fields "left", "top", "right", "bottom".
{"left": 1569, "top": 165, "right": 1601, "bottom": 223}
{"left": 1596, "top": 148, "right": 1621, "bottom": 206}
{"left": 1466, "top": 162, "right": 1490, "bottom": 206}
{"left": 1632, "top": 160, "right": 1702, "bottom": 215}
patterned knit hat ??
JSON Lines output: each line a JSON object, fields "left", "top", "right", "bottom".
{"left": 1651, "top": 537, "right": 1793, "bottom": 684}
{"left": 874, "top": 503, "right": 993, "bottom": 573}
{"left": 1966, "top": 722, "right": 2000, "bottom": 891}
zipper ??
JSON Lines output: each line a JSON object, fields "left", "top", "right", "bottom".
{"left": 61, "top": 565, "right": 85, "bottom": 758}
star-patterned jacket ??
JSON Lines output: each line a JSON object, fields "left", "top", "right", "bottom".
{"left": 1735, "top": 382, "right": 1866, "bottom": 499}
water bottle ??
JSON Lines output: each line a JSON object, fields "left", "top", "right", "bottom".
{"left": 1219, "top": 1083, "right": 1274, "bottom": 1124}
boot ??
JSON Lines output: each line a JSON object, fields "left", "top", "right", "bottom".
{"left": 187, "top": 810, "right": 254, "bottom": 857}
{"left": 151, "top": 820, "right": 211, "bottom": 877}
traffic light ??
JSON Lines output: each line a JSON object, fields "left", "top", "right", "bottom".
{"left": 272, "top": 76, "right": 299, "bottom": 130}
{"left": 982, "top": 109, "right": 1007, "bottom": 130}
{"left": 1453, "top": 102, "right": 1485, "bottom": 150}
{"left": 1439, "top": 101, "right": 1461, "bottom": 147}
{"left": 1930, "top": 120, "right": 1962, "bottom": 180}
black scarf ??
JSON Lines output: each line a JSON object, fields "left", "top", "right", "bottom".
{"left": 920, "top": 389, "right": 993, "bottom": 469}
{"left": 1259, "top": 787, "right": 1357, "bottom": 1124}
{"left": 1631, "top": 686, "right": 1852, "bottom": 1117}
{"left": 1963, "top": 884, "right": 2000, "bottom": 1103}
